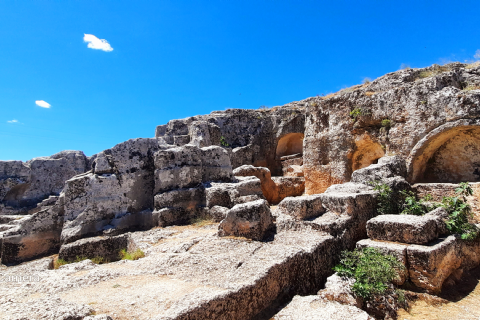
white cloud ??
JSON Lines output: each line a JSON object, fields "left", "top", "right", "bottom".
{"left": 475, "top": 49, "right": 480, "bottom": 59}
{"left": 7, "top": 119, "right": 18, "bottom": 123}
{"left": 83, "top": 34, "right": 113, "bottom": 52}
{"left": 35, "top": 100, "right": 51, "bottom": 108}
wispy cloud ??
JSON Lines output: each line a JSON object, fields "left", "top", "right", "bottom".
{"left": 7, "top": 119, "right": 18, "bottom": 123}
{"left": 35, "top": 100, "right": 51, "bottom": 108}
{"left": 475, "top": 50, "right": 480, "bottom": 59}
{"left": 83, "top": 34, "right": 113, "bottom": 52}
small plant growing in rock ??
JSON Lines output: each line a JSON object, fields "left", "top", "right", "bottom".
{"left": 334, "top": 247, "right": 404, "bottom": 299}
{"left": 440, "top": 183, "right": 479, "bottom": 240}
{"left": 119, "top": 248, "right": 145, "bottom": 260}
{"left": 349, "top": 107, "right": 363, "bottom": 123}
{"left": 220, "top": 136, "right": 230, "bottom": 147}
{"left": 381, "top": 119, "right": 392, "bottom": 128}
{"left": 370, "top": 182, "right": 400, "bottom": 215}
{"left": 399, "top": 190, "right": 431, "bottom": 216}
{"left": 53, "top": 258, "right": 68, "bottom": 269}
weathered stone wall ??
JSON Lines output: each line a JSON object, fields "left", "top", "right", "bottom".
{"left": 155, "top": 106, "right": 306, "bottom": 176}
{"left": 0, "top": 151, "right": 90, "bottom": 212}
{"left": 304, "top": 63, "right": 480, "bottom": 194}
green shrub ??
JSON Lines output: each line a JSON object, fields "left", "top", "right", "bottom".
{"left": 119, "top": 248, "right": 145, "bottom": 260}
{"left": 438, "top": 183, "right": 479, "bottom": 240}
{"left": 220, "top": 136, "right": 229, "bottom": 147}
{"left": 334, "top": 248, "right": 404, "bottom": 299}
{"left": 399, "top": 190, "right": 432, "bottom": 216}
{"left": 370, "top": 182, "right": 401, "bottom": 215}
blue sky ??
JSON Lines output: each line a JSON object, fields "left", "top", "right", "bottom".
{"left": 1, "top": 0, "right": 479, "bottom": 161}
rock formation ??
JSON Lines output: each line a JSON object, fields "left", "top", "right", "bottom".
{"left": 1, "top": 62, "right": 480, "bottom": 319}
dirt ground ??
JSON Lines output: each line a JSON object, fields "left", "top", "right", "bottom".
{"left": 398, "top": 266, "right": 480, "bottom": 320}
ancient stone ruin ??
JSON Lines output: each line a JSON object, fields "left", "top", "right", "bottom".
{"left": 1, "top": 62, "right": 480, "bottom": 319}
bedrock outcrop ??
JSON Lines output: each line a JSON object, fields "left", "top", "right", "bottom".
{"left": 0, "top": 150, "right": 90, "bottom": 212}
{"left": 0, "top": 62, "right": 479, "bottom": 318}
{"left": 304, "top": 62, "right": 480, "bottom": 193}
{"left": 155, "top": 106, "right": 306, "bottom": 176}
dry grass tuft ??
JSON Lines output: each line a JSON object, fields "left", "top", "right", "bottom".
{"left": 466, "top": 61, "right": 480, "bottom": 69}
{"left": 365, "top": 91, "right": 376, "bottom": 97}
{"left": 416, "top": 65, "right": 451, "bottom": 80}
{"left": 322, "top": 93, "right": 337, "bottom": 100}
{"left": 463, "top": 85, "right": 480, "bottom": 92}
{"left": 191, "top": 217, "right": 216, "bottom": 227}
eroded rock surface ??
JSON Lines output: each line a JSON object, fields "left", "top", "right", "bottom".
{"left": 367, "top": 214, "right": 440, "bottom": 244}
{"left": 304, "top": 63, "right": 480, "bottom": 193}
{"left": 218, "top": 199, "right": 274, "bottom": 240}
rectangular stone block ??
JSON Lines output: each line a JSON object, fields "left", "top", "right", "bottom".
{"left": 154, "top": 166, "right": 203, "bottom": 193}
{"left": 58, "top": 234, "right": 135, "bottom": 262}
{"left": 406, "top": 236, "right": 460, "bottom": 294}
{"left": 277, "top": 194, "right": 325, "bottom": 220}
{"left": 367, "top": 214, "right": 439, "bottom": 244}
{"left": 154, "top": 187, "right": 206, "bottom": 211}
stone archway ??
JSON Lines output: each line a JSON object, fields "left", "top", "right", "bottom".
{"left": 276, "top": 133, "right": 304, "bottom": 159}
{"left": 408, "top": 119, "right": 480, "bottom": 183}
{"left": 351, "top": 134, "right": 385, "bottom": 172}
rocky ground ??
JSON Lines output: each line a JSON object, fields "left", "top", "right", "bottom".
{"left": 1, "top": 62, "right": 480, "bottom": 319}
{"left": 398, "top": 266, "right": 480, "bottom": 320}
{"left": 0, "top": 221, "right": 335, "bottom": 320}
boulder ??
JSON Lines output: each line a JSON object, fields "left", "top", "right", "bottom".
{"left": 317, "top": 273, "right": 363, "bottom": 308}
{"left": 209, "top": 206, "right": 229, "bottom": 222}
{"left": 233, "top": 165, "right": 276, "bottom": 199}
{"left": 152, "top": 207, "right": 189, "bottom": 227}
{"left": 321, "top": 186, "right": 377, "bottom": 218}
{"left": 351, "top": 155, "right": 407, "bottom": 184}
{"left": 188, "top": 120, "right": 221, "bottom": 147}
{"left": 218, "top": 199, "right": 274, "bottom": 240}
{"left": 367, "top": 214, "right": 439, "bottom": 244}
{"left": 0, "top": 161, "right": 30, "bottom": 202}
{"left": 58, "top": 234, "right": 136, "bottom": 262}
{"left": 276, "top": 194, "right": 325, "bottom": 220}
{"left": 270, "top": 177, "right": 305, "bottom": 204}
{"left": 233, "top": 165, "right": 305, "bottom": 204}
{"left": 205, "top": 176, "right": 265, "bottom": 209}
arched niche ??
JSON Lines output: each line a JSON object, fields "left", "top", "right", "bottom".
{"left": 408, "top": 120, "right": 480, "bottom": 183}
{"left": 351, "top": 134, "right": 385, "bottom": 172}
{"left": 276, "top": 133, "right": 304, "bottom": 159}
